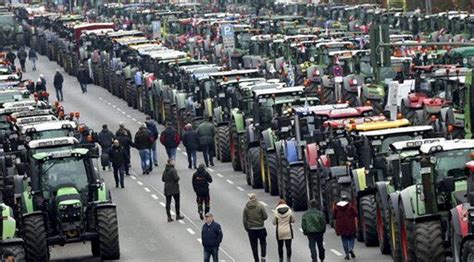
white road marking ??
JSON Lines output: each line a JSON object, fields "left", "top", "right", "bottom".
{"left": 177, "top": 147, "right": 181, "bottom": 151}
{"left": 137, "top": 181, "right": 143, "bottom": 186}
{"left": 107, "top": 102, "right": 111, "bottom": 105}
{"left": 112, "top": 105, "right": 116, "bottom": 108}
{"left": 226, "top": 179, "right": 234, "bottom": 185}
{"left": 183, "top": 152, "right": 188, "bottom": 156}
{"left": 151, "top": 194, "right": 158, "bottom": 200}
{"left": 130, "top": 176, "right": 136, "bottom": 180}
{"left": 137, "top": 121, "right": 142, "bottom": 125}
{"left": 99, "top": 97, "right": 103, "bottom": 100}
{"left": 299, "top": 228, "right": 303, "bottom": 232}
{"left": 122, "top": 111, "right": 126, "bottom": 115}
{"left": 170, "top": 210, "right": 175, "bottom": 215}
{"left": 144, "top": 187, "right": 150, "bottom": 192}
{"left": 178, "top": 220, "right": 185, "bottom": 224}
{"left": 236, "top": 186, "right": 245, "bottom": 191}
{"left": 208, "top": 168, "right": 214, "bottom": 172}
{"left": 159, "top": 202, "right": 165, "bottom": 207}
{"left": 186, "top": 228, "right": 195, "bottom": 235}
{"left": 197, "top": 238, "right": 202, "bottom": 244}
{"left": 260, "top": 201, "right": 268, "bottom": 207}
{"left": 330, "top": 249, "right": 343, "bottom": 256}
{"left": 216, "top": 173, "right": 223, "bottom": 178}
{"left": 127, "top": 114, "right": 131, "bottom": 118}
{"left": 132, "top": 118, "right": 137, "bottom": 121}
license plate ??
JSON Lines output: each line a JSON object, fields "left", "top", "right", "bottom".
{"left": 326, "top": 148, "right": 334, "bottom": 154}
{"left": 335, "top": 76, "right": 343, "bottom": 83}
{"left": 372, "top": 140, "right": 382, "bottom": 146}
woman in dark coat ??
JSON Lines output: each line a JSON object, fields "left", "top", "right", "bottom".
{"left": 162, "top": 160, "right": 184, "bottom": 222}
{"left": 192, "top": 164, "right": 213, "bottom": 220}
{"left": 333, "top": 195, "right": 357, "bottom": 260}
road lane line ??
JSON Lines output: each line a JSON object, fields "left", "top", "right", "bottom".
{"left": 137, "top": 121, "right": 142, "bottom": 125}
{"left": 186, "top": 228, "right": 195, "bottom": 235}
{"left": 159, "top": 202, "right": 165, "bottom": 207}
{"left": 107, "top": 102, "right": 111, "bottom": 105}
{"left": 226, "top": 179, "right": 234, "bottom": 185}
{"left": 236, "top": 186, "right": 245, "bottom": 191}
{"left": 137, "top": 181, "right": 143, "bottom": 186}
{"left": 151, "top": 194, "right": 158, "bottom": 200}
{"left": 112, "top": 105, "right": 116, "bottom": 108}
{"left": 178, "top": 220, "right": 185, "bottom": 224}
{"left": 177, "top": 147, "right": 181, "bottom": 151}
{"left": 130, "top": 176, "right": 136, "bottom": 180}
{"left": 132, "top": 118, "right": 137, "bottom": 121}
{"left": 197, "top": 238, "right": 202, "bottom": 244}
{"left": 144, "top": 187, "right": 150, "bottom": 192}
{"left": 216, "top": 173, "right": 223, "bottom": 178}
{"left": 183, "top": 152, "right": 188, "bottom": 156}
{"left": 122, "top": 111, "right": 126, "bottom": 115}
{"left": 127, "top": 114, "right": 131, "bottom": 118}
{"left": 99, "top": 97, "right": 103, "bottom": 100}
{"left": 170, "top": 210, "right": 175, "bottom": 215}
{"left": 299, "top": 228, "right": 303, "bottom": 232}
{"left": 208, "top": 168, "right": 214, "bottom": 172}
{"left": 330, "top": 249, "right": 343, "bottom": 256}
{"left": 260, "top": 201, "right": 268, "bottom": 207}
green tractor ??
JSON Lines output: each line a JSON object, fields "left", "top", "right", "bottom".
{"left": 395, "top": 139, "right": 474, "bottom": 262}
{"left": 0, "top": 12, "right": 23, "bottom": 47}
{"left": 19, "top": 147, "right": 120, "bottom": 261}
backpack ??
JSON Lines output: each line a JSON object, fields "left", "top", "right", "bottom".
{"left": 312, "top": 211, "right": 326, "bottom": 233}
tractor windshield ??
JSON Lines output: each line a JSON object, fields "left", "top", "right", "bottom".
{"left": 381, "top": 135, "right": 416, "bottom": 153}
{"left": 434, "top": 149, "right": 471, "bottom": 181}
{"left": 31, "top": 129, "right": 73, "bottom": 140}
{"left": 41, "top": 157, "right": 89, "bottom": 193}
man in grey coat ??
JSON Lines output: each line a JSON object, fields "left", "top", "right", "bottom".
{"left": 197, "top": 117, "right": 215, "bottom": 167}
{"left": 162, "top": 159, "right": 184, "bottom": 222}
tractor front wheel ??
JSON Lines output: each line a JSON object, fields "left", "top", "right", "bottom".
{"left": 218, "top": 126, "right": 231, "bottom": 162}
{"left": 389, "top": 203, "right": 402, "bottom": 262}
{"left": 414, "top": 220, "right": 444, "bottom": 262}
{"left": 376, "top": 194, "right": 391, "bottom": 254}
{"left": 249, "top": 147, "right": 262, "bottom": 189}
{"left": 22, "top": 214, "right": 49, "bottom": 262}
{"left": 462, "top": 240, "right": 474, "bottom": 262}
{"left": 360, "top": 195, "right": 379, "bottom": 246}
{"left": 96, "top": 207, "right": 120, "bottom": 260}
{"left": 267, "top": 152, "right": 279, "bottom": 196}
{"left": 2, "top": 245, "right": 25, "bottom": 261}
{"left": 288, "top": 166, "right": 308, "bottom": 211}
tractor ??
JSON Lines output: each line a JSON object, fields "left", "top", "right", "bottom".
{"left": 19, "top": 147, "right": 120, "bottom": 261}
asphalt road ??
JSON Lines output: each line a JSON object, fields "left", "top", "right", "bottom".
{"left": 22, "top": 52, "right": 393, "bottom": 262}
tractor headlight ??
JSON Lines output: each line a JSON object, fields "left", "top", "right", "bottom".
{"left": 73, "top": 203, "right": 81, "bottom": 208}
{"left": 59, "top": 205, "right": 68, "bottom": 210}
{"left": 470, "top": 212, "right": 474, "bottom": 217}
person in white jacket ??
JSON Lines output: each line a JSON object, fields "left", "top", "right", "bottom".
{"left": 273, "top": 199, "right": 295, "bottom": 262}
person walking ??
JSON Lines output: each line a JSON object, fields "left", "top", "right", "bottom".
{"left": 17, "top": 48, "right": 27, "bottom": 72}
{"left": 77, "top": 64, "right": 89, "bottom": 93}
{"left": 333, "top": 195, "right": 357, "bottom": 260}
{"left": 197, "top": 117, "right": 215, "bottom": 167}
{"left": 192, "top": 164, "right": 213, "bottom": 220}
{"left": 134, "top": 124, "right": 153, "bottom": 175}
{"left": 162, "top": 159, "right": 184, "bottom": 222}
{"left": 243, "top": 193, "right": 268, "bottom": 262}
{"left": 159, "top": 123, "right": 180, "bottom": 161}
{"left": 28, "top": 48, "right": 37, "bottom": 71}
{"left": 145, "top": 116, "right": 159, "bottom": 167}
{"left": 53, "top": 69, "right": 64, "bottom": 101}
{"left": 201, "top": 212, "right": 223, "bottom": 262}
{"left": 97, "top": 124, "right": 115, "bottom": 170}
{"left": 302, "top": 199, "right": 326, "bottom": 262}
{"left": 110, "top": 140, "right": 126, "bottom": 188}
{"left": 273, "top": 200, "right": 295, "bottom": 262}
{"left": 116, "top": 122, "right": 132, "bottom": 176}
{"left": 6, "top": 49, "right": 16, "bottom": 67}
{"left": 182, "top": 123, "right": 199, "bottom": 169}
{"left": 35, "top": 77, "right": 46, "bottom": 92}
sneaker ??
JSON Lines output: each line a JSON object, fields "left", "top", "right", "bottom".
{"left": 188, "top": 165, "right": 192, "bottom": 169}
{"left": 176, "top": 215, "right": 184, "bottom": 220}
{"left": 210, "top": 163, "right": 215, "bottom": 167}
{"left": 115, "top": 185, "right": 118, "bottom": 188}
{"left": 194, "top": 166, "right": 197, "bottom": 169}
{"left": 344, "top": 255, "right": 350, "bottom": 260}
{"left": 102, "top": 167, "right": 106, "bottom": 171}
{"left": 199, "top": 213, "right": 204, "bottom": 220}
{"left": 121, "top": 185, "right": 125, "bottom": 188}
{"left": 167, "top": 217, "right": 174, "bottom": 222}
{"left": 350, "top": 251, "right": 355, "bottom": 258}
{"left": 154, "top": 163, "right": 159, "bottom": 167}
{"left": 142, "top": 171, "right": 147, "bottom": 175}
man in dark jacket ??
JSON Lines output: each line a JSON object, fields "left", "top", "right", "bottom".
{"left": 77, "top": 64, "right": 88, "bottom": 93}
{"left": 17, "top": 48, "right": 27, "bottom": 72}
{"left": 183, "top": 123, "right": 199, "bottom": 169}
{"left": 28, "top": 48, "right": 37, "bottom": 71}
{"left": 97, "top": 124, "right": 115, "bottom": 170}
{"left": 134, "top": 124, "right": 153, "bottom": 174}
{"left": 197, "top": 117, "right": 215, "bottom": 167}
{"left": 202, "top": 212, "right": 223, "bottom": 262}
{"left": 243, "top": 193, "right": 268, "bottom": 262}
{"left": 302, "top": 199, "right": 326, "bottom": 262}
{"left": 333, "top": 195, "right": 357, "bottom": 260}
{"left": 53, "top": 69, "right": 64, "bottom": 101}
{"left": 162, "top": 160, "right": 184, "bottom": 222}
{"left": 6, "top": 49, "right": 16, "bottom": 67}
{"left": 192, "top": 164, "right": 213, "bottom": 220}
{"left": 159, "top": 123, "right": 180, "bottom": 161}
{"left": 145, "top": 116, "right": 159, "bottom": 167}
{"left": 35, "top": 77, "right": 46, "bottom": 92}
{"left": 109, "top": 140, "right": 126, "bottom": 188}
{"left": 116, "top": 123, "right": 132, "bottom": 175}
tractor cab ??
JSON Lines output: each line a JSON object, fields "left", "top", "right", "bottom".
{"left": 27, "top": 136, "right": 79, "bottom": 155}
{"left": 18, "top": 120, "right": 77, "bottom": 143}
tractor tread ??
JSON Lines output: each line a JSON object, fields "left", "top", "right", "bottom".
{"left": 22, "top": 214, "right": 49, "bottom": 262}
{"left": 360, "top": 195, "right": 379, "bottom": 246}
{"left": 289, "top": 166, "right": 308, "bottom": 211}
{"left": 97, "top": 207, "right": 121, "bottom": 260}
{"left": 414, "top": 220, "right": 444, "bottom": 262}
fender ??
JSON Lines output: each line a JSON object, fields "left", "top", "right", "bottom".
{"left": 375, "top": 181, "right": 391, "bottom": 212}
{"left": 362, "top": 84, "right": 385, "bottom": 100}
{"left": 261, "top": 128, "right": 275, "bottom": 152}
{"left": 231, "top": 109, "right": 245, "bottom": 134}
{"left": 399, "top": 185, "right": 419, "bottom": 220}
{"left": 213, "top": 107, "right": 223, "bottom": 124}
{"left": 96, "top": 182, "right": 109, "bottom": 202}
{"left": 245, "top": 124, "right": 260, "bottom": 148}
{"left": 1, "top": 204, "right": 15, "bottom": 239}
{"left": 389, "top": 192, "right": 401, "bottom": 224}
{"left": 352, "top": 168, "right": 367, "bottom": 194}
{"left": 305, "top": 142, "right": 319, "bottom": 170}
{"left": 21, "top": 191, "right": 35, "bottom": 214}
{"left": 451, "top": 204, "right": 469, "bottom": 238}
{"left": 284, "top": 140, "right": 299, "bottom": 165}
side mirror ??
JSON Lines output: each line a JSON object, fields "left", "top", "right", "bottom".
{"left": 440, "top": 176, "right": 455, "bottom": 193}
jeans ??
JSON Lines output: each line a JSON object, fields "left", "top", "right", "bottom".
{"left": 124, "top": 147, "right": 130, "bottom": 175}
{"left": 186, "top": 148, "right": 197, "bottom": 168}
{"left": 203, "top": 247, "right": 218, "bottom": 262}
{"left": 196, "top": 195, "right": 210, "bottom": 214}
{"left": 166, "top": 147, "right": 177, "bottom": 161}
{"left": 19, "top": 60, "right": 26, "bottom": 71}
{"left": 341, "top": 235, "right": 355, "bottom": 255}
{"left": 31, "top": 58, "right": 36, "bottom": 71}
{"left": 113, "top": 165, "right": 124, "bottom": 187}
{"left": 201, "top": 143, "right": 214, "bottom": 166}
{"left": 80, "top": 82, "right": 87, "bottom": 92}
{"left": 165, "top": 193, "right": 180, "bottom": 217}
{"left": 308, "top": 233, "right": 325, "bottom": 261}
{"left": 150, "top": 141, "right": 158, "bottom": 165}
{"left": 138, "top": 149, "right": 150, "bottom": 173}
{"left": 55, "top": 87, "right": 63, "bottom": 101}
{"left": 248, "top": 228, "right": 267, "bottom": 262}
{"left": 277, "top": 239, "right": 292, "bottom": 258}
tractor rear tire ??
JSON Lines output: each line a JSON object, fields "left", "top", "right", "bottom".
{"left": 3, "top": 245, "right": 25, "bottom": 261}
{"left": 414, "top": 221, "right": 444, "bottom": 262}
{"left": 368, "top": 99, "right": 384, "bottom": 115}
{"left": 462, "top": 240, "right": 474, "bottom": 262}
{"left": 267, "top": 152, "right": 279, "bottom": 196}
{"left": 389, "top": 204, "right": 402, "bottom": 262}
{"left": 376, "top": 194, "right": 391, "bottom": 255}
{"left": 22, "top": 214, "right": 49, "bottom": 262}
{"left": 288, "top": 166, "right": 308, "bottom": 211}
{"left": 399, "top": 202, "right": 416, "bottom": 262}
{"left": 360, "top": 195, "right": 379, "bottom": 246}
{"left": 249, "top": 147, "right": 263, "bottom": 189}
{"left": 322, "top": 87, "right": 336, "bottom": 105}
{"left": 231, "top": 131, "right": 241, "bottom": 171}
{"left": 218, "top": 126, "right": 231, "bottom": 162}
{"left": 97, "top": 207, "right": 120, "bottom": 260}
{"left": 278, "top": 152, "right": 290, "bottom": 200}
